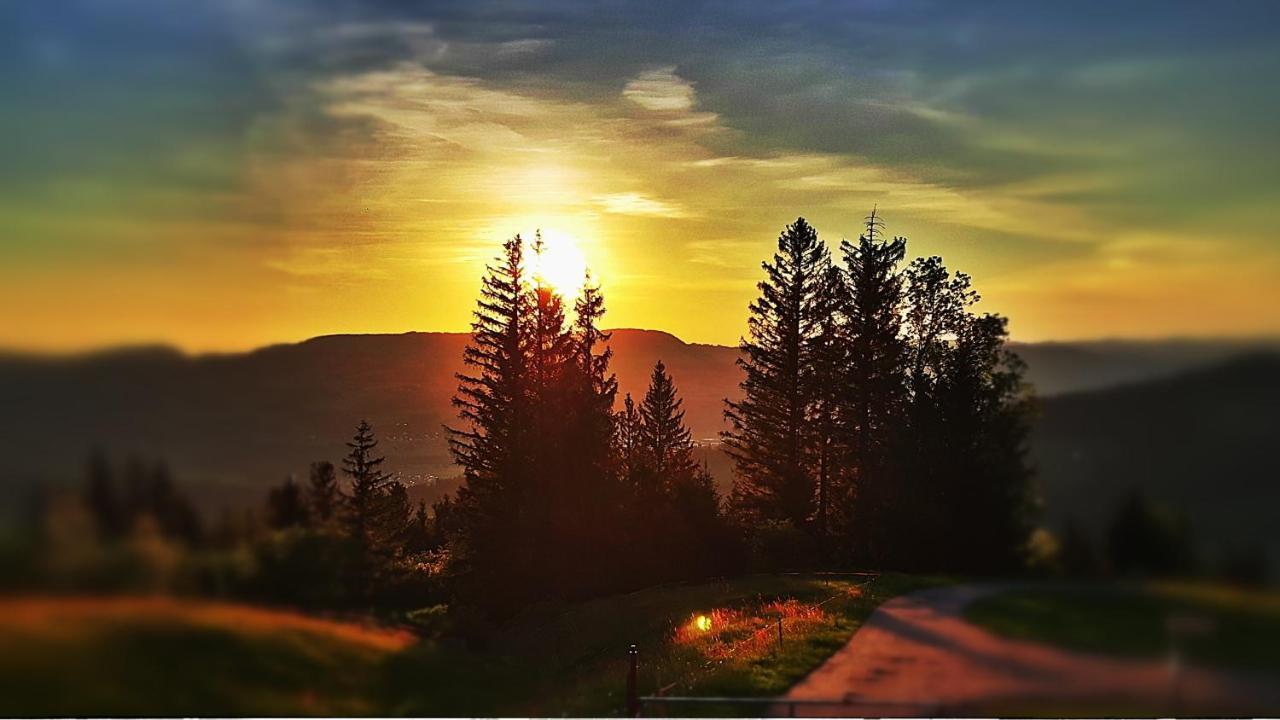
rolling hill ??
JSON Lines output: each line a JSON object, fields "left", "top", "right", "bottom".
{"left": 1032, "top": 352, "right": 1280, "bottom": 571}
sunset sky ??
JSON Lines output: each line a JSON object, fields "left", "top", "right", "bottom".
{"left": 3, "top": 1, "right": 1279, "bottom": 352}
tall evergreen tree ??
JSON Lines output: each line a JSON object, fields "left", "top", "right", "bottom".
{"left": 448, "top": 235, "right": 533, "bottom": 603}
{"left": 931, "top": 311, "right": 1036, "bottom": 572}
{"left": 615, "top": 392, "right": 642, "bottom": 491}
{"left": 640, "top": 360, "right": 696, "bottom": 486}
{"left": 449, "top": 235, "right": 531, "bottom": 494}
{"left": 725, "top": 217, "right": 834, "bottom": 530}
{"left": 341, "top": 420, "right": 394, "bottom": 550}
{"left": 635, "top": 363, "right": 726, "bottom": 581}
{"left": 839, "top": 209, "right": 908, "bottom": 563}
{"left": 892, "top": 256, "right": 979, "bottom": 563}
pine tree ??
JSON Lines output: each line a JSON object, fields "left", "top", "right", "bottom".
{"left": 807, "top": 263, "right": 848, "bottom": 550}
{"left": 341, "top": 420, "right": 394, "bottom": 550}
{"left": 447, "top": 235, "right": 539, "bottom": 608}
{"left": 725, "top": 217, "right": 834, "bottom": 530}
{"left": 615, "top": 393, "right": 642, "bottom": 491}
{"left": 931, "top": 311, "right": 1036, "bottom": 572}
{"left": 267, "top": 476, "right": 309, "bottom": 529}
{"left": 573, "top": 274, "right": 618, "bottom": 415}
{"left": 893, "top": 256, "right": 979, "bottom": 564}
{"left": 839, "top": 209, "right": 908, "bottom": 563}
{"left": 307, "top": 460, "right": 339, "bottom": 524}
{"left": 640, "top": 360, "right": 696, "bottom": 486}
{"left": 449, "top": 235, "right": 531, "bottom": 489}
{"left": 634, "top": 364, "right": 725, "bottom": 581}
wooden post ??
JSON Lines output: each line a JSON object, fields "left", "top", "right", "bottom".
{"left": 626, "top": 643, "right": 639, "bottom": 718}
{"left": 777, "top": 617, "right": 784, "bottom": 651}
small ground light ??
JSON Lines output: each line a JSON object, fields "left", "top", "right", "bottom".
{"left": 694, "top": 614, "right": 712, "bottom": 632}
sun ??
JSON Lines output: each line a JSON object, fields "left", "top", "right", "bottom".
{"left": 526, "top": 229, "right": 589, "bottom": 298}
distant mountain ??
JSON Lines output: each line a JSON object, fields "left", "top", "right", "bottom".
{"left": 1009, "top": 338, "right": 1279, "bottom": 395}
{"left": 1033, "top": 352, "right": 1280, "bottom": 572}
{"left": 0, "top": 330, "right": 739, "bottom": 515}
{"left": 1, "top": 330, "right": 1275, "bottom": 533}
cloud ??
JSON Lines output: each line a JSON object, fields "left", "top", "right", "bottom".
{"left": 623, "top": 67, "right": 696, "bottom": 112}
{"left": 594, "top": 192, "right": 689, "bottom": 218}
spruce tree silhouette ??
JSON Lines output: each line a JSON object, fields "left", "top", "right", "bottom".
{"left": 341, "top": 420, "right": 394, "bottom": 550}
{"left": 306, "top": 460, "right": 339, "bottom": 524}
{"left": 838, "top": 209, "right": 908, "bottom": 565}
{"left": 725, "top": 217, "right": 835, "bottom": 532}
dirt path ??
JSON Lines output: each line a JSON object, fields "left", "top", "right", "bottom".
{"left": 784, "top": 584, "right": 1279, "bottom": 716}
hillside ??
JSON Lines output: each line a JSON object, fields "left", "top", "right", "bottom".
{"left": 1033, "top": 353, "right": 1280, "bottom": 569}
{"left": 0, "top": 330, "right": 739, "bottom": 514}
{"left": 1, "top": 331, "right": 1275, "bottom": 529}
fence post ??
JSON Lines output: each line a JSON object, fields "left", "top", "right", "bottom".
{"left": 777, "top": 617, "right": 784, "bottom": 651}
{"left": 626, "top": 643, "right": 639, "bottom": 718}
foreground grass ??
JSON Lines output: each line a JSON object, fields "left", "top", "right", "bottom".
{"left": 0, "top": 573, "right": 942, "bottom": 716}
{"left": 0, "top": 596, "right": 413, "bottom": 716}
{"left": 965, "top": 582, "right": 1280, "bottom": 673}
{"left": 386, "top": 572, "right": 944, "bottom": 716}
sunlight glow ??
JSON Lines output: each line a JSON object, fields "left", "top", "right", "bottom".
{"left": 694, "top": 614, "right": 712, "bottom": 632}
{"left": 526, "top": 229, "right": 589, "bottom": 299}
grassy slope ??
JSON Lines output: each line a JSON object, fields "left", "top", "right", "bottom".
{"left": 0, "top": 573, "right": 941, "bottom": 717}
{"left": 0, "top": 597, "right": 414, "bottom": 716}
{"left": 965, "top": 583, "right": 1280, "bottom": 673}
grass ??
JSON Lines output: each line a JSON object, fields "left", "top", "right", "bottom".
{"left": 0, "top": 573, "right": 943, "bottom": 716}
{"left": 0, "top": 596, "right": 413, "bottom": 716}
{"left": 965, "top": 582, "right": 1280, "bottom": 673}
{"left": 385, "top": 572, "right": 945, "bottom": 716}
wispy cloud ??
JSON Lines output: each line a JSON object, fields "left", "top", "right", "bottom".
{"left": 594, "top": 192, "right": 689, "bottom": 218}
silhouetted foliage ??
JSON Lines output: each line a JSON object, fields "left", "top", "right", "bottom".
{"left": 446, "top": 234, "right": 631, "bottom": 612}
{"left": 266, "top": 476, "right": 309, "bottom": 530}
{"left": 1106, "top": 488, "right": 1195, "bottom": 577}
{"left": 307, "top": 460, "right": 339, "bottom": 524}
{"left": 628, "top": 361, "right": 730, "bottom": 582}
{"left": 726, "top": 217, "right": 834, "bottom": 534}
{"left": 341, "top": 420, "right": 397, "bottom": 550}
{"left": 837, "top": 212, "right": 909, "bottom": 565}
{"left": 726, "top": 211, "right": 1036, "bottom": 573}
{"left": 84, "top": 450, "right": 126, "bottom": 540}
{"left": 1057, "top": 517, "right": 1101, "bottom": 577}
{"left": 447, "top": 235, "right": 532, "bottom": 610}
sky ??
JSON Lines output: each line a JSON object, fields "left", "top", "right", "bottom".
{"left": 2, "top": 0, "right": 1279, "bottom": 352}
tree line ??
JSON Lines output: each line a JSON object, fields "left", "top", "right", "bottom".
{"left": 724, "top": 213, "right": 1035, "bottom": 572}
{"left": 433, "top": 216, "right": 1035, "bottom": 614}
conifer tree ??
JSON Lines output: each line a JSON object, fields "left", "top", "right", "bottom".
{"left": 267, "top": 476, "right": 309, "bottom": 529}
{"left": 615, "top": 393, "right": 642, "bottom": 490}
{"left": 839, "top": 209, "right": 908, "bottom": 562}
{"left": 447, "top": 235, "right": 552, "bottom": 609}
{"left": 307, "top": 460, "right": 339, "bottom": 524}
{"left": 84, "top": 450, "right": 124, "bottom": 540}
{"left": 931, "top": 311, "right": 1036, "bottom": 571}
{"left": 448, "top": 235, "right": 532, "bottom": 574}
{"left": 725, "top": 217, "right": 834, "bottom": 529}
{"left": 341, "top": 420, "right": 394, "bottom": 550}
{"left": 573, "top": 274, "right": 618, "bottom": 414}
{"left": 640, "top": 360, "right": 696, "bottom": 486}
